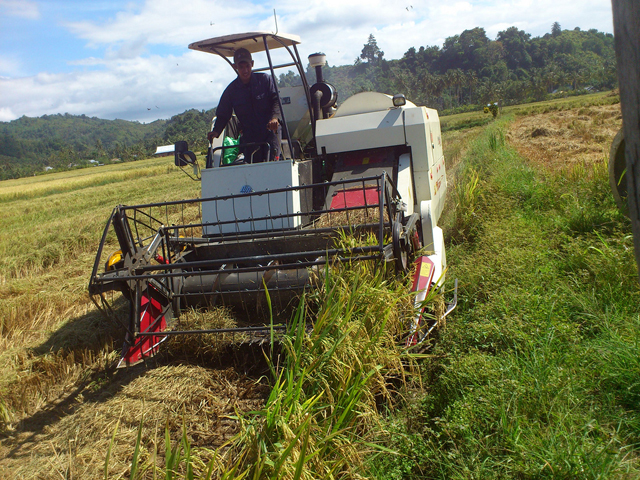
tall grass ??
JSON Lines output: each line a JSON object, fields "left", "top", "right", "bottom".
{"left": 228, "top": 265, "right": 409, "bottom": 478}
{"left": 373, "top": 117, "right": 640, "bottom": 478}
{"left": 112, "top": 262, "right": 415, "bottom": 479}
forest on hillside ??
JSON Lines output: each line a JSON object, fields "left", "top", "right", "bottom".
{"left": 0, "top": 109, "right": 215, "bottom": 180}
{"left": 285, "top": 24, "right": 616, "bottom": 112}
{"left": 0, "top": 24, "right": 616, "bottom": 180}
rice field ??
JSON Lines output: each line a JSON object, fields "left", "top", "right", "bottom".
{"left": 2, "top": 91, "right": 639, "bottom": 478}
{"left": 0, "top": 149, "right": 422, "bottom": 478}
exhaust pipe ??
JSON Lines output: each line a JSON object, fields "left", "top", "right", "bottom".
{"left": 308, "top": 53, "right": 337, "bottom": 120}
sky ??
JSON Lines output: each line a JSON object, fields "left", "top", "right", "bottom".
{"left": 0, "top": 0, "right": 614, "bottom": 124}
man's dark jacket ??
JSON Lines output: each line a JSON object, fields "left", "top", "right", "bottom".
{"left": 213, "top": 72, "right": 281, "bottom": 157}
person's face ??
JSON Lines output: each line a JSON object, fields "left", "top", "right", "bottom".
{"left": 235, "top": 61, "right": 253, "bottom": 84}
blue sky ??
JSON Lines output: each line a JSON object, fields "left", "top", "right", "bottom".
{"left": 0, "top": 0, "right": 614, "bottom": 123}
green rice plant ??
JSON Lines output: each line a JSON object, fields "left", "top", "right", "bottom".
{"left": 451, "top": 166, "right": 481, "bottom": 244}
{"left": 591, "top": 316, "right": 640, "bottom": 413}
{"left": 216, "top": 262, "right": 412, "bottom": 478}
{"left": 487, "top": 128, "right": 505, "bottom": 151}
{"left": 115, "top": 416, "right": 215, "bottom": 480}
{"left": 558, "top": 162, "right": 625, "bottom": 236}
{"left": 448, "top": 124, "right": 514, "bottom": 245}
{"left": 129, "top": 417, "right": 145, "bottom": 480}
{"left": 104, "top": 416, "right": 121, "bottom": 479}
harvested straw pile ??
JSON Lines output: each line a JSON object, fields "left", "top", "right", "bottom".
{"left": 0, "top": 304, "right": 274, "bottom": 479}
{"left": 1, "top": 363, "right": 269, "bottom": 479}
{"left": 312, "top": 205, "right": 387, "bottom": 230}
{"left": 164, "top": 306, "right": 240, "bottom": 361}
{"left": 509, "top": 104, "right": 622, "bottom": 173}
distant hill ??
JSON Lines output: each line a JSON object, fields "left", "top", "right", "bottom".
{"left": 0, "top": 109, "right": 215, "bottom": 180}
{"left": 0, "top": 25, "right": 616, "bottom": 180}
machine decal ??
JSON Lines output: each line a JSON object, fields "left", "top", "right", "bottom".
{"left": 420, "top": 260, "right": 432, "bottom": 280}
{"left": 343, "top": 148, "right": 392, "bottom": 167}
{"left": 434, "top": 177, "right": 443, "bottom": 196}
{"left": 406, "top": 256, "right": 436, "bottom": 347}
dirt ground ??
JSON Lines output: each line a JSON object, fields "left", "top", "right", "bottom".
{"left": 0, "top": 98, "right": 624, "bottom": 479}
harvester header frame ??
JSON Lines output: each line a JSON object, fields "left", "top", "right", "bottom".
{"left": 88, "top": 31, "right": 456, "bottom": 367}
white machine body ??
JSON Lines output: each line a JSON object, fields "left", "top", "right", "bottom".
{"left": 315, "top": 92, "right": 447, "bottom": 225}
{"left": 201, "top": 160, "right": 302, "bottom": 235}
{"left": 201, "top": 91, "right": 447, "bottom": 280}
{"left": 315, "top": 92, "right": 448, "bottom": 281}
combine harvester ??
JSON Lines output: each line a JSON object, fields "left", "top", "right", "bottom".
{"left": 89, "top": 32, "right": 456, "bottom": 367}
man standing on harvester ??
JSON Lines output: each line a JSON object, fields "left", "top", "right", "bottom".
{"left": 207, "top": 47, "right": 282, "bottom": 163}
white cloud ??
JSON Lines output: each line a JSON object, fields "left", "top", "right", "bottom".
{"left": 0, "top": 106, "right": 16, "bottom": 122}
{"left": 440, "top": 2, "right": 473, "bottom": 16}
{"left": 107, "top": 35, "right": 149, "bottom": 60}
{"left": 0, "top": 0, "right": 40, "bottom": 19}
{"left": 0, "top": 54, "right": 22, "bottom": 77}
{"left": 64, "top": 0, "right": 265, "bottom": 48}
{"left": 0, "top": 50, "right": 236, "bottom": 122}
{"left": 59, "top": 0, "right": 614, "bottom": 66}
{"left": 0, "top": 0, "right": 615, "bottom": 123}
{"left": 69, "top": 57, "right": 107, "bottom": 67}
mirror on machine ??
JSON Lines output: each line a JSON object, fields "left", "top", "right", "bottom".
{"left": 174, "top": 140, "right": 197, "bottom": 167}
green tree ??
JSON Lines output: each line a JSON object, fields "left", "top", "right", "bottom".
{"left": 360, "top": 34, "right": 384, "bottom": 66}
{"left": 497, "top": 27, "right": 532, "bottom": 70}
{"left": 94, "top": 138, "right": 107, "bottom": 160}
{"left": 278, "top": 70, "right": 301, "bottom": 87}
{"left": 439, "top": 27, "right": 490, "bottom": 72}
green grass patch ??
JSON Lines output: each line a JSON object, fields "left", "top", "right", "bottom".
{"left": 372, "top": 117, "right": 640, "bottom": 478}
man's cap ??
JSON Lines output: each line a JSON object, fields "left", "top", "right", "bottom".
{"left": 233, "top": 48, "right": 252, "bottom": 65}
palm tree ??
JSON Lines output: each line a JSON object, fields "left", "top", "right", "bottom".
{"left": 465, "top": 70, "right": 478, "bottom": 104}
{"left": 569, "top": 69, "right": 583, "bottom": 90}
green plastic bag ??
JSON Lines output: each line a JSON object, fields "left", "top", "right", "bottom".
{"left": 222, "top": 136, "right": 239, "bottom": 165}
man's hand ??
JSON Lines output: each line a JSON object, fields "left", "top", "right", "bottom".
{"left": 207, "top": 130, "right": 221, "bottom": 142}
{"left": 267, "top": 118, "right": 279, "bottom": 132}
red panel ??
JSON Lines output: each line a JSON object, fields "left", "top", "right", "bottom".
{"left": 411, "top": 256, "right": 435, "bottom": 293}
{"left": 119, "top": 287, "right": 168, "bottom": 368}
{"left": 330, "top": 187, "right": 380, "bottom": 210}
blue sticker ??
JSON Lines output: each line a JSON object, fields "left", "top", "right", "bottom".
{"left": 240, "top": 185, "right": 254, "bottom": 194}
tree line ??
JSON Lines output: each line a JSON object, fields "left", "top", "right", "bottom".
{"left": 282, "top": 24, "right": 616, "bottom": 112}
{"left": 0, "top": 109, "right": 215, "bottom": 180}
{"left": 0, "top": 24, "right": 616, "bottom": 180}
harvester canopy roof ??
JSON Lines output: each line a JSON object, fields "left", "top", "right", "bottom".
{"left": 188, "top": 32, "right": 301, "bottom": 57}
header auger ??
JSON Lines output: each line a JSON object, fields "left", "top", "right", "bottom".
{"left": 88, "top": 32, "right": 456, "bottom": 367}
